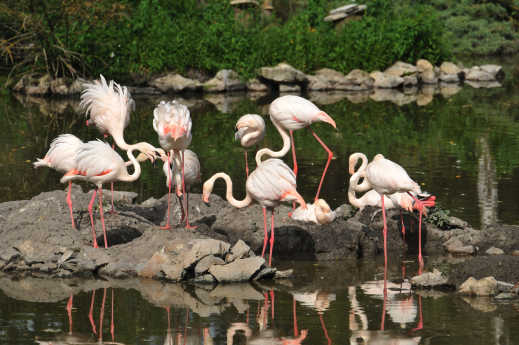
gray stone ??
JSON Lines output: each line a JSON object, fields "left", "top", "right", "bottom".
{"left": 195, "top": 255, "right": 225, "bottom": 275}
{"left": 209, "top": 256, "right": 265, "bottom": 282}
{"left": 479, "top": 64, "right": 504, "bottom": 79}
{"left": 485, "top": 247, "right": 504, "bottom": 255}
{"left": 13, "top": 74, "right": 51, "bottom": 95}
{"left": 496, "top": 280, "right": 514, "bottom": 292}
{"left": 458, "top": 276, "right": 497, "bottom": 296}
{"left": 416, "top": 59, "right": 433, "bottom": 72}
{"left": 279, "top": 84, "right": 301, "bottom": 93}
{"left": 275, "top": 268, "right": 294, "bottom": 279}
{"left": 439, "top": 73, "right": 460, "bottom": 83}
{"left": 230, "top": 240, "right": 253, "bottom": 260}
{"left": 440, "top": 62, "right": 461, "bottom": 75}
{"left": 411, "top": 268, "right": 448, "bottom": 288}
{"left": 465, "top": 67, "right": 494, "bottom": 81}
{"left": 369, "top": 71, "right": 403, "bottom": 88}
{"left": 50, "top": 78, "right": 83, "bottom": 95}
{"left": 464, "top": 80, "right": 502, "bottom": 89}
{"left": 246, "top": 78, "right": 269, "bottom": 92}
{"left": 439, "top": 83, "right": 462, "bottom": 98}
{"left": 443, "top": 237, "right": 475, "bottom": 255}
{"left": 203, "top": 69, "right": 246, "bottom": 92}
{"left": 420, "top": 69, "right": 438, "bottom": 84}
{"left": 259, "top": 63, "right": 307, "bottom": 83}
{"left": 343, "top": 69, "right": 374, "bottom": 90}
{"left": 402, "top": 75, "right": 418, "bottom": 86}
{"left": 149, "top": 73, "right": 202, "bottom": 92}
{"left": 384, "top": 61, "right": 417, "bottom": 77}
{"left": 192, "top": 273, "right": 216, "bottom": 284}
{"left": 254, "top": 267, "right": 276, "bottom": 280}
{"left": 494, "top": 292, "right": 515, "bottom": 299}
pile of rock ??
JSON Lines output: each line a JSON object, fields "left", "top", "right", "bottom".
{"left": 324, "top": 3, "right": 367, "bottom": 23}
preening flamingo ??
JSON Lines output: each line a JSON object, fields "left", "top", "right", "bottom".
{"left": 153, "top": 100, "right": 194, "bottom": 229}
{"left": 361, "top": 154, "right": 428, "bottom": 269}
{"left": 162, "top": 149, "right": 200, "bottom": 226}
{"left": 81, "top": 75, "right": 161, "bottom": 212}
{"left": 235, "top": 114, "right": 265, "bottom": 177}
{"left": 34, "top": 134, "right": 83, "bottom": 230}
{"left": 202, "top": 158, "right": 306, "bottom": 266}
{"left": 60, "top": 140, "right": 154, "bottom": 248}
{"left": 255, "top": 95, "right": 336, "bottom": 202}
{"left": 291, "top": 199, "right": 336, "bottom": 225}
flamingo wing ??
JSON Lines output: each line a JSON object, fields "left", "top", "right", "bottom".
{"left": 153, "top": 100, "right": 192, "bottom": 151}
{"left": 34, "top": 134, "right": 83, "bottom": 172}
{"left": 269, "top": 95, "right": 322, "bottom": 130}
{"left": 74, "top": 140, "right": 124, "bottom": 178}
{"left": 366, "top": 156, "right": 420, "bottom": 195}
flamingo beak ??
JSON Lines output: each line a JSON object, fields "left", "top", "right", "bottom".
{"left": 318, "top": 111, "right": 336, "bottom": 129}
{"left": 202, "top": 194, "right": 210, "bottom": 206}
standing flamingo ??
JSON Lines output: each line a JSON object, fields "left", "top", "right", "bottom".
{"left": 202, "top": 158, "right": 306, "bottom": 266}
{"left": 153, "top": 100, "right": 194, "bottom": 229}
{"left": 34, "top": 134, "right": 83, "bottom": 230}
{"left": 81, "top": 75, "right": 160, "bottom": 213}
{"left": 235, "top": 114, "right": 265, "bottom": 178}
{"left": 60, "top": 140, "right": 155, "bottom": 248}
{"left": 360, "top": 154, "right": 427, "bottom": 269}
{"left": 162, "top": 149, "right": 201, "bottom": 227}
{"left": 255, "top": 95, "right": 336, "bottom": 202}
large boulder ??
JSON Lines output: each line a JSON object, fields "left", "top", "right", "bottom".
{"left": 203, "top": 69, "right": 246, "bottom": 92}
{"left": 149, "top": 73, "right": 202, "bottom": 93}
{"left": 384, "top": 61, "right": 417, "bottom": 77}
{"left": 12, "top": 73, "right": 51, "bottom": 95}
{"left": 50, "top": 77, "right": 84, "bottom": 95}
{"left": 369, "top": 71, "right": 404, "bottom": 88}
{"left": 258, "top": 63, "right": 307, "bottom": 84}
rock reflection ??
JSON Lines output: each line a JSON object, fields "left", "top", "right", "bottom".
{"left": 477, "top": 137, "right": 498, "bottom": 230}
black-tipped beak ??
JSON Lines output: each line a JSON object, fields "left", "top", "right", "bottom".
{"left": 203, "top": 198, "right": 210, "bottom": 207}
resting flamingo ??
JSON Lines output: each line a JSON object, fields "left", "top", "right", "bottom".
{"left": 162, "top": 149, "right": 200, "bottom": 227}
{"left": 359, "top": 154, "right": 428, "bottom": 269}
{"left": 153, "top": 100, "right": 194, "bottom": 229}
{"left": 202, "top": 158, "right": 306, "bottom": 266}
{"left": 235, "top": 114, "right": 265, "bottom": 178}
{"left": 34, "top": 134, "right": 83, "bottom": 230}
{"left": 291, "top": 199, "right": 336, "bottom": 225}
{"left": 60, "top": 140, "right": 155, "bottom": 248}
{"left": 81, "top": 75, "right": 161, "bottom": 213}
{"left": 255, "top": 95, "right": 336, "bottom": 202}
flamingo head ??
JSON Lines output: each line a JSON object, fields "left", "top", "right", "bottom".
{"left": 317, "top": 111, "right": 336, "bottom": 129}
{"left": 202, "top": 181, "right": 212, "bottom": 206}
{"left": 348, "top": 155, "right": 360, "bottom": 175}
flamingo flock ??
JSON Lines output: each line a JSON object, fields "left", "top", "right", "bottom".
{"left": 34, "top": 75, "right": 436, "bottom": 271}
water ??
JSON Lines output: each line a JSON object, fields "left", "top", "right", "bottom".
{"left": 1, "top": 59, "right": 519, "bottom": 344}
{"left": 1, "top": 259, "right": 518, "bottom": 345}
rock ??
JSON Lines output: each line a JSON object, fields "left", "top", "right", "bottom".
{"left": 458, "top": 276, "right": 497, "bottom": 296}
{"left": 411, "top": 268, "right": 448, "bottom": 288}
{"left": 137, "top": 251, "right": 169, "bottom": 279}
{"left": 307, "top": 74, "right": 331, "bottom": 90}
{"left": 325, "top": 4, "right": 366, "bottom": 22}
{"left": 512, "top": 250, "right": 519, "bottom": 256}
{"left": 443, "top": 237, "right": 475, "bottom": 255}
{"left": 246, "top": 78, "right": 269, "bottom": 92}
{"left": 494, "top": 292, "right": 515, "bottom": 299}
{"left": 420, "top": 69, "right": 438, "bottom": 84}
{"left": 13, "top": 73, "right": 51, "bottom": 95}
{"left": 440, "top": 62, "right": 461, "bottom": 75}
{"left": 192, "top": 273, "right": 216, "bottom": 284}
{"left": 384, "top": 61, "right": 417, "bottom": 77}
{"left": 258, "top": 63, "right": 307, "bottom": 84}
{"left": 369, "top": 71, "right": 403, "bottom": 88}
{"left": 464, "top": 80, "right": 502, "bottom": 89}
{"left": 486, "top": 247, "right": 504, "bottom": 255}
{"left": 253, "top": 267, "right": 277, "bottom": 280}
{"left": 209, "top": 256, "right": 265, "bottom": 282}
{"left": 203, "top": 69, "right": 246, "bottom": 92}
{"left": 465, "top": 67, "right": 494, "bottom": 82}
{"left": 402, "top": 75, "right": 418, "bottom": 86}
{"left": 343, "top": 69, "right": 374, "bottom": 90}
{"left": 229, "top": 240, "right": 253, "bottom": 260}
{"left": 416, "top": 59, "right": 434, "bottom": 72}
{"left": 195, "top": 255, "right": 225, "bottom": 275}
{"left": 479, "top": 64, "right": 504, "bottom": 80}
{"left": 149, "top": 73, "right": 202, "bottom": 93}
{"left": 275, "top": 268, "right": 294, "bottom": 279}
{"left": 496, "top": 280, "right": 514, "bottom": 292}
{"left": 370, "top": 89, "right": 415, "bottom": 106}
{"left": 279, "top": 84, "right": 301, "bottom": 93}
{"left": 50, "top": 78, "right": 83, "bottom": 95}
{"left": 439, "top": 83, "right": 462, "bottom": 98}
{"left": 308, "top": 68, "right": 373, "bottom": 91}
{"left": 439, "top": 73, "right": 460, "bottom": 83}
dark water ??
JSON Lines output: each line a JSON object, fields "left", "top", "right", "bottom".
{"left": 1, "top": 259, "right": 519, "bottom": 345}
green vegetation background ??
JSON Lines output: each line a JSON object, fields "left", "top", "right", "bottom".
{"left": 1, "top": 0, "right": 517, "bottom": 82}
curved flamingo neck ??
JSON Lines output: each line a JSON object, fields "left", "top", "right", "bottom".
{"left": 118, "top": 149, "right": 142, "bottom": 182}
{"left": 255, "top": 117, "right": 290, "bottom": 166}
{"left": 207, "top": 173, "right": 253, "bottom": 208}
{"left": 350, "top": 153, "right": 371, "bottom": 192}
{"left": 348, "top": 171, "right": 364, "bottom": 209}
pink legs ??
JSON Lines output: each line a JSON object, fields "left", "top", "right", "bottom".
{"left": 99, "top": 288, "right": 107, "bottom": 342}
{"left": 380, "top": 195, "right": 388, "bottom": 270}
{"left": 260, "top": 207, "right": 275, "bottom": 266}
{"left": 109, "top": 143, "right": 117, "bottom": 215}
{"left": 319, "top": 313, "right": 332, "bottom": 345}
{"left": 293, "top": 297, "right": 298, "bottom": 337}
{"left": 66, "top": 182, "right": 76, "bottom": 230}
{"left": 289, "top": 130, "right": 297, "bottom": 213}
{"left": 88, "top": 190, "right": 99, "bottom": 248}
{"left": 66, "top": 295, "right": 73, "bottom": 334}
{"left": 98, "top": 188, "right": 108, "bottom": 248}
{"left": 111, "top": 288, "right": 115, "bottom": 342}
{"left": 244, "top": 151, "right": 249, "bottom": 178}
{"left": 161, "top": 152, "right": 173, "bottom": 230}
{"left": 181, "top": 151, "right": 196, "bottom": 230}
{"left": 89, "top": 290, "right": 97, "bottom": 335}
{"left": 310, "top": 129, "right": 333, "bottom": 202}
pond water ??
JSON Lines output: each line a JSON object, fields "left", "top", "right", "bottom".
{"left": 1, "top": 59, "right": 519, "bottom": 344}
{"left": 1, "top": 258, "right": 519, "bottom": 345}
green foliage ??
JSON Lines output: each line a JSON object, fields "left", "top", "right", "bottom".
{"left": 426, "top": 207, "right": 452, "bottom": 229}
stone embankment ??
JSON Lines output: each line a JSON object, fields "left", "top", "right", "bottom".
{"left": 10, "top": 60, "right": 504, "bottom": 106}
{"left": 1, "top": 187, "right": 518, "bottom": 286}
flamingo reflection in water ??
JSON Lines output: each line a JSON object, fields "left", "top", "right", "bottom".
{"left": 292, "top": 290, "right": 335, "bottom": 345}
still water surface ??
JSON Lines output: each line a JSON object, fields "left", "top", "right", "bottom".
{"left": 1, "top": 60, "right": 519, "bottom": 344}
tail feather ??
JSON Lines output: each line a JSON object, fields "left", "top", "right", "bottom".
{"left": 33, "top": 158, "right": 50, "bottom": 168}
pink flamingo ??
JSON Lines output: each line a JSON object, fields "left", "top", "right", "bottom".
{"left": 202, "top": 158, "right": 307, "bottom": 266}
{"left": 162, "top": 149, "right": 200, "bottom": 227}
{"left": 235, "top": 114, "right": 265, "bottom": 178}
{"left": 255, "top": 95, "right": 336, "bottom": 202}
{"left": 60, "top": 140, "right": 154, "bottom": 248}
{"left": 291, "top": 199, "right": 336, "bottom": 225}
{"left": 81, "top": 75, "right": 160, "bottom": 213}
{"left": 153, "top": 100, "right": 194, "bottom": 230}
{"left": 360, "top": 154, "right": 428, "bottom": 269}
{"left": 33, "top": 134, "right": 83, "bottom": 230}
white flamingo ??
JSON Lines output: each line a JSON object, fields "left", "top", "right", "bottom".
{"left": 235, "top": 114, "right": 265, "bottom": 177}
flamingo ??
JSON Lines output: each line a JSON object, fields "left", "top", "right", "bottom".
{"left": 153, "top": 100, "right": 194, "bottom": 229}
{"left": 60, "top": 140, "right": 154, "bottom": 248}
{"left": 162, "top": 149, "right": 200, "bottom": 227}
{"left": 235, "top": 114, "right": 265, "bottom": 178}
{"left": 360, "top": 154, "right": 428, "bottom": 269}
{"left": 33, "top": 134, "right": 83, "bottom": 230}
{"left": 81, "top": 74, "right": 161, "bottom": 213}
{"left": 291, "top": 199, "right": 336, "bottom": 224}
{"left": 255, "top": 95, "right": 336, "bottom": 202}
{"left": 202, "top": 158, "right": 307, "bottom": 266}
